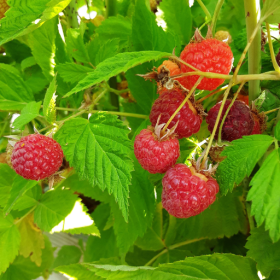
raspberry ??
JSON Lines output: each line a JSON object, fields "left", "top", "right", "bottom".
{"left": 134, "top": 128, "right": 180, "bottom": 174}
{"left": 0, "top": 0, "right": 9, "bottom": 19}
{"left": 206, "top": 100, "right": 254, "bottom": 142}
{"left": 158, "top": 60, "right": 181, "bottom": 77}
{"left": 149, "top": 88, "right": 202, "bottom": 139}
{"left": 162, "top": 164, "right": 219, "bottom": 218}
{"left": 11, "top": 134, "right": 64, "bottom": 180}
{"left": 251, "top": 112, "right": 261, "bottom": 135}
{"left": 214, "top": 30, "right": 232, "bottom": 44}
{"left": 179, "top": 37, "right": 233, "bottom": 91}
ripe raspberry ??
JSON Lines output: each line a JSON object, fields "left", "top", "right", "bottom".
{"left": 251, "top": 112, "right": 261, "bottom": 135}
{"left": 206, "top": 100, "right": 254, "bottom": 142}
{"left": 134, "top": 127, "right": 180, "bottom": 174}
{"left": 11, "top": 134, "right": 64, "bottom": 180}
{"left": 179, "top": 36, "right": 233, "bottom": 91}
{"left": 149, "top": 88, "right": 202, "bottom": 139}
{"left": 162, "top": 164, "right": 219, "bottom": 218}
{"left": 0, "top": 0, "right": 9, "bottom": 19}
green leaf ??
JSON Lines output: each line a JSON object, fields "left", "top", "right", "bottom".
{"left": 0, "top": 0, "right": 71, "bottom": 45}
{"left": 12, "top": 101, "right": 41, "bottom": 129}
{"left": 57, "top": 254, "right": 259, "bottom": 280}
{"left": 3, "top": 175, "right": 38, "bottom": 215}
{"left": 0, "top": 211, "right": 21, "bottom": 274}
{"left": 267, "top": 270, "right": 280, "bottom": 280}
{"left": 34, "top": 189, "right": 78, "bottom": 232}
{"left": 56, "top": 63, "right": 94, "bottom": 84}
{"left": 178, "top": 138, "right": 197, "bottom": 164}
{"left": 17, "top": 213, "right": 45, "bottom": 266}
{"left": 43, "top": 76, "right": 57, "bottom": 123}
{"left": 96, "top": 15, "right": 132, "bottom": 50}
{"left": 51, "top": 200, "right": 100, "bottom": 236}
{"left": 66, "top": 28, "right": 90, "bottom": 63}
{"left": 131, "top": 0, "right": 179, "bottom": 53}
{"left": 247, "top": 149, "right": 280, "bottom": 242}
{"left": 216, "top": 135, "right": 274, "bottom": 194}
{"left": 63, "top": 51, "right": 171, "bottom": 98}
{"left": 246, "top": 225, "right": 280, "bottom": 277}
{"left": 275, "top": 120, "right": 280, "bottom": 141}
{"left": 159, "top": 0, "right": 192, "bottom": 45}
{"left": 52, "top": 245, "right": 82, "bottom": 269}
{"left": 262, "top": 0, "right": 280, "bottom": 23}
{"left": 28, "top": 17, "right": 57, "bottom": 81}
{"left": 0, "top": 164, "right": 17, "bottom": 208}
{"left": 0, "top": 64, "right": 34, "bottom": 111}
{"left": 21, "top": 57, "right": 37, "bottom": 71}
{"left": 55, "top": 113, "right": 134, "bottom": 221}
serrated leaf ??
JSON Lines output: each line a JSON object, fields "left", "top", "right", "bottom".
{"left": 43, "top": 76, "right": 57, "bottom": 123}
{"left": 0, "top": 164, "right": 17, "bottom": 208}
{"left": 56, "top": 63, "right": 94, "bottom": 84}
{"left": 216, "top": 135, "right": 274, "bottom": 194}
{"left": 51, "top": 200, "right": 100, "bottom": 236}
{"left": 0, "top": 211, "right": 21, "bottom": 274}
{"left": 34, "top": 189, "right": 78, "bottom": 232}
{"left": 28, "top": 16, "right": 57, "bottom": 81}
{"left": 262, "top": 0, "right": 280, "bottom": 23}
{"left": 246, "top": 225, "right": 280, "bottom": 277}
{"left": 56, "top": 254, "right": 259, "bottom": 280}
{"left": 3, "top": 175, "right": 38, "bottom": 215}
{"left": 55, "top": 113, "right": 133, "bottom": 221}
{"left": 66, "top": 28, "right": 90, "bottom": 63}
{"left": 0, "top": 64, "right": 34, "bottom": 111}
{"left": 12, "top": 101, "right": 41, "bottom": 129}
{"left": 275, "top": 120, "right": 280, "bottom": 141}
{"left": 52, "top": 245, "right": 82, "bottom": 269}
{"left": 17, "top": 213, "right": 45, "bottom": 266}
{"left": 159, "top": 0, "right": 192, "bottom": 45}
{"left": 247, "top": 149, "right": 280, "bottom": 242}
{"left": 96, "top": 15, "right": 131, "bottom": 50}
{"left": 0, "top": 0, "right": 71, "bottom": 45}
{"left": 63, "top": 51, "right": 171, "bottom": 97}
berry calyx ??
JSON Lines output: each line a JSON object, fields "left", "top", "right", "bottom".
{"left": 250, "top": 109, "right": 266, "bottom": 135}
{"left": 179, "top": 29, "right": 233, "bottom": 91}
{"left": 149, "top": 87, "right": 202, "bottom": 139}
{"left": 134, "top": 122, "right": 180, "bottom": 174}
{"left": 206, "top": 100, "right": 254, "bottom": 142}
{"left": 11, "top": 134, "right": 64, "bottom": 181}
{"left": 162, "top": 164, "right": 219, "bottom": 218}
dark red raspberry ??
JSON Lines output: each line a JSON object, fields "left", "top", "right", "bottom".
{"left": 11, "top": 134, "right": 64, "bottom": 180}
{"left": 134, "top": 128, "right": 180, "bottom": 174}
{"left": 162, "top": 164, "right": 219, "bottom": 218}
{"left": 149, "top": 88, "right": 202, "bottom": 139}
{"left": 179, "top": 38, "right": 233, "bottom": 91}
{"left": 206, "top": 100, "right": 254, "bottom": 142}
{"left": 251, "top": 113, "right": 261, "bottom": 135}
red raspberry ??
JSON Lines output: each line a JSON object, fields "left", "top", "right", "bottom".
{"left": 206, "top": 100, "right": 254, "bottom": 142}
{"left": 149, "top": 88, "right": 202, "bottom": 139}
{"left": 158, "top": 60, "right": 181, "bottom": 77}
{"left": 179, "top": 38, "right": 233, "bottom": 91}
{"left": 11, "top": 134, "right": 64, "bottom": 180}
{"left": 162, "top": 164, "right": 219, "bottom": 218}
{"left": 134, "top": 128, "right": 180, "bottom": 174}
{"left": 251, "top": 113, "right": 261, "bottom": 135}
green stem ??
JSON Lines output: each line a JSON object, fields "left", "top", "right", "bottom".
{"left": 106, "top": 85, "right": 129, "bottom": 95}
{"left": 266, "top": 22, "right": 280, "bottom": 73}
{"left": 244, "top": 0, "right": 261, "bottom": 102}
{"left": 196, "top": 85, "right": 228, "bottom": 104}
{"left": 217, "top": 82, "right": 246, "bottom": 144}
{"left": 0, "top": 115, "right": 10, "bottom": 138}
{"left": 145, "top": 237, "right": 206, "bottom": 267}
{"left": 105, "top": 0, "right": 117, "bottom": 18}
{"left": 196, "top": 0, "right": 211, "bottom": 21}
{"left": 264, "top": 107, "right": 280, "bottom": 115}
{"left": 211, "top": 0, "right": 225, "bottom": 35}
{"left": 65, "top": 0, "right": 79, "bottom": 28}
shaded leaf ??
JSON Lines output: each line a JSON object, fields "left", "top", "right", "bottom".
{"left": 43, "top": 76, "right": 57, "bottom": 123}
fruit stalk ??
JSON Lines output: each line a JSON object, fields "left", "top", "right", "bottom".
{"left": 196, "top": 85, "right": 228, "bottom": 104}
{"left": 196, "top": 0, "right": 211, "bottom": 21}
{"left": 64, "top": 0, "right": 79, "bottom": 28}
{"left": 243, "top": 0, "right": 261, "bottom": 102}
{"left": 211, "top": 0, "right": 225, "bottom": 35}
{"left": 162, "top": 76, "right": 203, "bottom": 133}
{"left": 266, "top": 22, "right": 280, "bottom": 73}
{"left": 217, "top": 82, "right": 246, "bottom": 143}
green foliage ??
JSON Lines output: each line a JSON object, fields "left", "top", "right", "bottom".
{"left": 52, "top": 245, "right": 82, "bottom": 269}
{"left": 216, "top": 135, "right": 274, "bottom": 194}
{"left": 246, "top": 225, "right": 280, "bottom": 277}
{"left": 262, "top": 0, "right": 280, "bottom": 23}
{"left": 275, "top": 120, "right": 280, "bottom": 141}
{"left": 43, "top": 76, "right": 57, "bottom": 123}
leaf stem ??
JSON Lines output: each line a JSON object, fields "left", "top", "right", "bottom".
{"left": 211, "top": 0, "right": 225, "bottom": 35}
{"left": 162, "top": 77, "right": 203, "bottom": 133}
{"left": 217, "top": 82, "right": 246, "bottom": 144}
{"left": 266, "top": 22, "right": 280, "bottom": 73}
{"left": 14, "top": 205, "right": 37, "bottom": 225}
{"left": 144, "top": 237, "right": 206, "bottom": 266}
{"left": 196, "top": 0, "right": 211, "bottom": 21}
{"left": 196, "top": 85, "right": 228, "bottom": 104}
